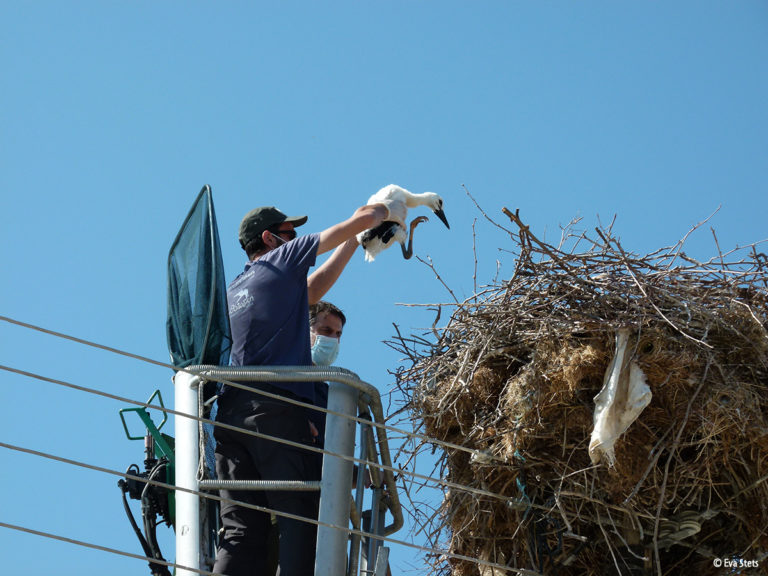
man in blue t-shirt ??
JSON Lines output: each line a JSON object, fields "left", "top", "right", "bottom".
{"left": 213, "top": 200, "right": 393, "bottom": 576}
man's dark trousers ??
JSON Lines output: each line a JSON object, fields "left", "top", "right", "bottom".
{"left": 213, "top": 387, "right": 320, "bottom": 576}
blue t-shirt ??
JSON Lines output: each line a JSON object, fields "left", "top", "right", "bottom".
{"left": 225, "top": 233, "right": 320, "bottom": 402}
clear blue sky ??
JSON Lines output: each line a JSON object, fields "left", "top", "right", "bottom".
{"left": 2, "top": 3, "right": 767, "bottom": 575}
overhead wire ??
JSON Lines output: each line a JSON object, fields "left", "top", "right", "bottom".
{"left": 0, "top": 314, "right": 543, "bottom": 573}
{"left": 0, "top": 521, "right": 216, "bottom": 576}
{"left": 0, "top": 440, "right": 534, "bottom": 575}
{"left": 0, "top": 314, "right": 511, "bottom": 467}
{"left": 0, "top": 315, "right": 520, "bottom": 466}
{"left": 0, "top": 362, "right": 543, "bottom": 512}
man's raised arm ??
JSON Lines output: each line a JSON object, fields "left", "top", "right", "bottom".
{"left": 316, "top": 203, "right": 388, "bottom": 255}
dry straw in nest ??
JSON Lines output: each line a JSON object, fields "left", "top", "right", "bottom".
{"left": 390, "top": 207, "right": 768, "bottom": 576}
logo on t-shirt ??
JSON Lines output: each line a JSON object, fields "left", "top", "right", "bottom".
{"left": 229, "top": 288, "right": 254, "bottom": 315}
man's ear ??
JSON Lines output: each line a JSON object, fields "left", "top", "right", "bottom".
{"left": 262, "top": 229, "right": 275, "bottom": 248}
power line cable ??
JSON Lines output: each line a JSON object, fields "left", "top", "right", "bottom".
{"left": 0, "top": 362, "right": 540, "bottom": 511}
{"left": 0, "top": 314, "right": 511, "bottom": 467}
{"left": 0, "top": 440, "right": 533, "bottom": 575}
{"left": 2, "top": 361, "right": 542, "bottom": 508}
{"left": 0, "top": 522, "right": 216, "bottom": 576}
{"left": 0, "top": 315, "right": 546, "bottom": 572}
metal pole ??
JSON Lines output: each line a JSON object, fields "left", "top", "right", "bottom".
{"left": 174, "top": 371, "right": 200, "bottom": 576}
{"left": 348, "top": 421, "right": 369, "bottom": 576}
{"left": 315, "top": 380, "right": 357, "bottom": 576}
{"left": 374, "top": 546, "right": 390, "bottom": 576}
{"left": 367, "top": 487, "right": 383, "bottom": 570}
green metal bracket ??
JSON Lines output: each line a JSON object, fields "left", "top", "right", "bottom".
{"left": 119, "top": 390, "right": 175, "bottom": 462}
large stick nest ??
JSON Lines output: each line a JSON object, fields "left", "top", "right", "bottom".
{"left": 389, "top": 208, "right": 768, "bottom": 576}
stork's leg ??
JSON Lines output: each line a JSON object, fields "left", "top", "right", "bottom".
{"left": 401, "top": 216, "right": 429, "bottom": 259}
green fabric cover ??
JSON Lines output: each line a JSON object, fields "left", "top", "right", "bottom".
{"left": 167, "top": 185, "right": 231, "bottom": 370}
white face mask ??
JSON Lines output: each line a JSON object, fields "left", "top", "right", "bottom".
{"left": 311, "top": 334, "right": 340, "bottom": 366}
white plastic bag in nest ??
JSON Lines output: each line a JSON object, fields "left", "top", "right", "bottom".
{"left": 589, "top": 328, "right": 652, "bottom": 465}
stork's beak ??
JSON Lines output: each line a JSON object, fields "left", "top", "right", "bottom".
{"left": 433, "top": 208, "right": 450, "bottom": 229}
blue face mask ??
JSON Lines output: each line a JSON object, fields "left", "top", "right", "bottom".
{"left": 311, "top": 334, "right": 340, "bottom": 366}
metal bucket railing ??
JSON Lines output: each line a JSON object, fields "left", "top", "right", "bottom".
{"left": 174, "top": 365, "right": 403, "bottom": 576}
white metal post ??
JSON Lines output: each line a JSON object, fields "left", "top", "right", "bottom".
{"left": 315, "top": 381, "right": 357, "bottom": 576}
{"left": 174, "top": 371, "right": 200, "bottom": 576}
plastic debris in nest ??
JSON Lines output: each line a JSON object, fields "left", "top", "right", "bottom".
{"left": 589, "top": 328, "right": 652, "bottom": 465}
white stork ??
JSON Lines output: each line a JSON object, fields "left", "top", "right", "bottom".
{"left": 357, "top": 184, "right": 450, "bottom": 261}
